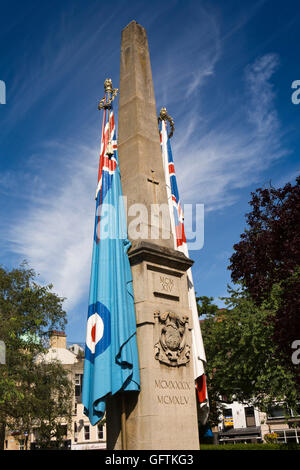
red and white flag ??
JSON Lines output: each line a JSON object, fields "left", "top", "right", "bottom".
{"left": 159, "top": 118, "right": 209, "bottom": 424}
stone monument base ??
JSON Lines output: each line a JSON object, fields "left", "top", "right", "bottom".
{"left": 106, "top": 242, "right": 200, "bottom": 450}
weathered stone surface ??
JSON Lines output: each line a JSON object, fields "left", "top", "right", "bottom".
{"left": 118, "top": 20, "right": 174, "bottom": 249}
{"left": 129, "top": 240, "right": 193, "bottom": 270}
{"left": 106, "top": 20, "right": 199, "bottom": 450}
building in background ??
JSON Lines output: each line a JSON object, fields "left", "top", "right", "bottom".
{"left": 260, "top": 403, "right": 300, "bottom": 444}
{"left": 218, "top": 401, "right": 262, "bottom": 444}
{"left": 40, "top": 331, "right": 106, "bottom": 450}
{"left": 4, "top": 331, "right": 106, "bottom": 450}
{"left": 217, "top": 400, "right": 300, "bottom": 445}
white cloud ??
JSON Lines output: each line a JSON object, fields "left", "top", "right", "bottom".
{"left": 172, "top": 53, "right": 287, "bottom": 212}
{"left": 245, "top": 53, "right": 280, "bottom": 136}
{"left": 7, "top": 141, "right": 98, "bottom": 309}
{"left": 153, "top": 5, "right": 221, "bottom": 108}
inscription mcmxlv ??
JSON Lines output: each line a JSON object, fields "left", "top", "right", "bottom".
{"left": 155, "top": 378, "right": 190, "bottom": 405}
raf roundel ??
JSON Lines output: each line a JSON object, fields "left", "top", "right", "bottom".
{"left": 85, "top": 301, "right": 111, "bottom": 362}
{"left": 86, "top": 313, "right": 104, "bottom": 354}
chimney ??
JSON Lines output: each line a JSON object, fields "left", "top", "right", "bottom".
{"left": 49, "top": 330, "right": 67, "bottom": 349}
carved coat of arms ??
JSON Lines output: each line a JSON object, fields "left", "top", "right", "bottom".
{"left": 154, "top": 311, "right": 190, "bottom": 366}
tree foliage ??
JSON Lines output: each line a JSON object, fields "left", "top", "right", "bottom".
{"left": 229, "top": 177, "right": 300, "bottom": 298}
{"left": 196, "top": 295, "right": 220, "bottom": 318}
{"left": 0, "top": 263, "right": 72, "bottom": 449}
{"left": 199, "top": 290, "right": 298, "bottom": 423}
{"left": 28, "top": 360, "right": 73, "bottom": 449}
{"left": 228, "top": 177, "right": 300, "bottom": 387}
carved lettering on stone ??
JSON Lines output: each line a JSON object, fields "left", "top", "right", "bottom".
{"left": 159, "top": 276, "right": 174, "bottom": 293}
{"left": 157, "top": 395, "right": 189, "bottom": 405}
{"left": 154, "top": 379, "right": 191, "bottom": 390}
{"left": 154, "top": 310, "right": 190, "bottom": 366}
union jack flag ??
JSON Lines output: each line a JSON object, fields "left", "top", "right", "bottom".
{"left": 159, "top": 117, "right": 209, "bottom": 424}
{"left": 163, "top": 135, "right": 186, "bottom": 249}
{"left": 94, "top": 105, "right": 118, "bottom": 244}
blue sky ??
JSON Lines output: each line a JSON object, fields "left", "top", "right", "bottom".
{"left": 0, "top": 0, "right": 299, "bottom": 344}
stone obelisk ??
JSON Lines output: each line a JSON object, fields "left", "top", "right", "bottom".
{"left": 106, "top": 20, "right": 199, "bottom": 450}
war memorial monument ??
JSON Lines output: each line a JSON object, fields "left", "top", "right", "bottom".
{"left": 104, "top": 20, "right": 202, "bottom": 451}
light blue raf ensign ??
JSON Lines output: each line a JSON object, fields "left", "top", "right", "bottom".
{"left": 82, "top": 103, "right": 140, "bottom": 426}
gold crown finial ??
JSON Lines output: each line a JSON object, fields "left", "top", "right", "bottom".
{"left": 98, "top": 78, "right": 118, "bottom": 110}
{"left": 158, "top": 107, "right": 175, "bottom": 138}
{"left": 104, "top": 78, "right": 113, "bottom": 95}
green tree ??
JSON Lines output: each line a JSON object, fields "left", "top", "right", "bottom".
{"left": 228, "top": 178, "right": 300, "bottom": 388}
{"left": 196, "top": 295, "right": 219, "bottom": 318}
{"left": 198, "top": 289, "right": 298, "bottom": 423}
{"left": 6, "top": 358, "right": 73, "bottom": 450}
{"left": 29, "top": 360, "right": 73, "bottom": 449}
{"left": 0, "top": 263, "right": 72, "bottom": 450}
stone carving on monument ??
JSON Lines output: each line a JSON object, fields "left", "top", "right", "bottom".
{"left": 154, "top": 310, "right": 190, "bottom": 366}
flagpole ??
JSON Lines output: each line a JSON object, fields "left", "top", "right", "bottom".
{"left": 121, "top": 394, "right": 127, "bottom": 450}
{"left": 98, "top": 78, "right": 118, "bottom": 158}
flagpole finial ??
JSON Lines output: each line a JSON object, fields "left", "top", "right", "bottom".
{"left": 98, "top": 78, "right": 118, "bottom": 110}
{"left": 158, "top": 107, "right": 174, "bottom": 138}
{"left": 104, "top": 78, "right": 113, "bottom": 95}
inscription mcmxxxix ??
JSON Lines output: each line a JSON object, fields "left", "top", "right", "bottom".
{"left": 155, "top": 378, "right": 190, "bottom": 405}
